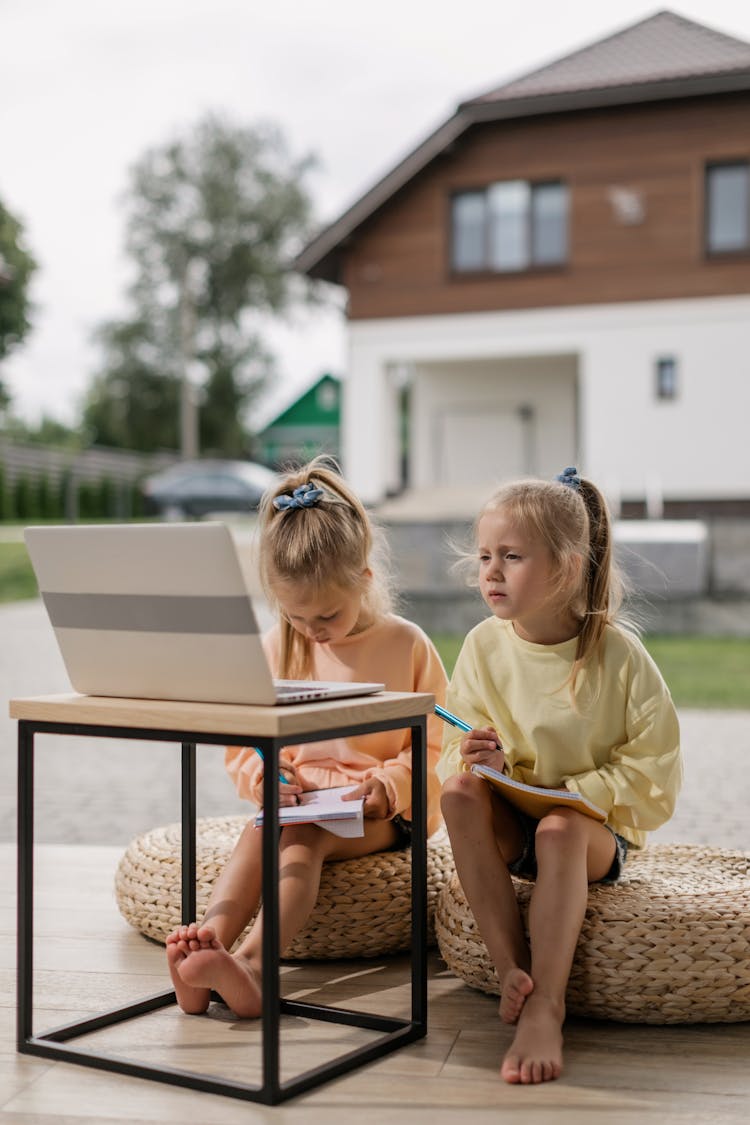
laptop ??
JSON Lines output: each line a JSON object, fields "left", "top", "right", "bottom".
{"left": 24, "top": 523, "right": 385, "bottom": 706}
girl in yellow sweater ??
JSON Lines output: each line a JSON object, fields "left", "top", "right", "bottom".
{"left": 167, "top": 457, "right": 446, "bottom": 1018}
{"left": 438, "top": 468, "right": 681, "bottom": 1086}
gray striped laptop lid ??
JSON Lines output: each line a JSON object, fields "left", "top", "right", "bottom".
{"left": 24, "top": 523, "right": 382, "bottom": 706}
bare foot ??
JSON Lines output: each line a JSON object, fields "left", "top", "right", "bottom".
{"left": 176, "top": 927, "right": 262, "bottom": 1018}
{"left": 499, "top": 967, "right": 534, "bottom": 1024}
{"left": 166, "top": 923, "right": 216, "bottom": 1014}
{"left": 500, "top": 994, "right": 564, "bottom": 1084}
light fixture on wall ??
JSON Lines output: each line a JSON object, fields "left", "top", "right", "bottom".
{"left": 608, "top": 187, "right": 646, "bottom": 225}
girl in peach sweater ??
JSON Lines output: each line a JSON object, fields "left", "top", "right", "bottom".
{"left": 167, "top": 457, "right": 446, "bottom": 1017}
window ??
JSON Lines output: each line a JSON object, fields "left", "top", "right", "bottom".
{"left": 655, "top": 357, "right": 678, "bottom": 401}
{"left": 706, "top": 162, "right": 750, "bottom": 253}
{"left": 452, "top": 180, "right": 568, "bottom": 272}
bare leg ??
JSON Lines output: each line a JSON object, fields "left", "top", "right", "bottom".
{"left": 166, "top": 818, "right": 264, "bottom": 1013}
{"left": 441, "top": 775, "right": 532, "bottom": 1024}
{"left": 501, "top": 808, "right": 616, "bottom": 1084}
{"left": 177, "top": 817, "right": 399, "bottom": 1017}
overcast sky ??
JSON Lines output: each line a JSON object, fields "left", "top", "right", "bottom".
{"left": 3, "top": 0, "right": 750, "bottom": 430}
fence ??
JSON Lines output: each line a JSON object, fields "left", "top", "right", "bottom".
{"left": 0, "top": 439, "right": 176, "bottom": 521}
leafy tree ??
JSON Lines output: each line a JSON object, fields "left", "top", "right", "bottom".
{"left": 2, "top": 413, "right": 80, "bottom": 447}
{"left": 84, "top": 114, "right": 317, "bottom": 453}
{"left": 83, "top": 319, "right": 181, "bottom": 452}
{"left": 0, "top": 198, "right": 37, "bottom": 411}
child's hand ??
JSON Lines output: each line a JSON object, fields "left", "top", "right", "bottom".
{"left": 342, "top": 777, "right": 390, "bottom": 819}
{"left": 256, "top": 762, "right": 303, "bottom": 807}
{"left": 459, "top": 727, "right": 506, "bottom": 774}
{"left": 279, "top": 761, "right": 303, "bottom": 806}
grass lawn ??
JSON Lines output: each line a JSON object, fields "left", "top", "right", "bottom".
{"left": 431, "top": 632, "right": 750, "bottom": 710}
{"left": 1, "top": 540, "right": 747, "bottom": 708}
{"left": 0, "top": 541, "right": 39, "bottom": 602}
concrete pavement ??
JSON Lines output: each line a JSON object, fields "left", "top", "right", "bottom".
{"left": 2, "top": 598, "right": 749, "bottom": 851}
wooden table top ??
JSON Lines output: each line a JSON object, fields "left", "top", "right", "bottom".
{"left": 9, "top": 691, "right": 436, "bottom": 738}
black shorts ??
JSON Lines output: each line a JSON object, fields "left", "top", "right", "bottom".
{"left": 508, "top": 810, "right": 629, "bottom": 885}
{"left": 389, "top": 814, "right": 412, "bottom": 850}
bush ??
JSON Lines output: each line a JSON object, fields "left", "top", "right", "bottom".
{"left": 76, "top": 479, "right": 99, "bottom": 520}
{"left": 37, "top": 473, "right": 63, "bottom": 519}
{"left": 97, "top": 476, "right": 116, "bottom": 519}
{"left": 13, "top": 474, "right": 41, "bottom": 520}
{"left": 0, "top": 464, "right": 13, "bottom": 521}
{"left": 131, "top": 479, "right": 146, "bottom": 517}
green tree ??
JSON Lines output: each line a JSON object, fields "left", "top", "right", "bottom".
{"left": 0, "top": 198, "right": 37, "bottom": 414}
{"left": 83, "top": 319, "right": 181, "bottom": 452}
{"left": 84, "top": 114, "right": 317, "bottom": 453}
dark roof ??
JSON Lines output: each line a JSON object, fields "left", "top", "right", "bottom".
{"left": 296, "top": 10, "right": 750, "bottom": 283}
{"left": 467, "top": 10, "right": 750, "bottom": 104}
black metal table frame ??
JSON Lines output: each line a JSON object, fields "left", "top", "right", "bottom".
{"left": 16, "top": 710, "right": 428, "bottom": 1105}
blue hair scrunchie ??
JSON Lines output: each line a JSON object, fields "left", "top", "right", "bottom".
{"left": 272, "top": 482, "right": 325, "bottom": 511}
{"left": 555, "top": 466, "right": 581, "bottom": 491}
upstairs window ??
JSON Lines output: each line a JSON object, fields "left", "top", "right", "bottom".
{"left": 655, "top": 357, "right": 678, "bottom": 401}
{"left": 451, "top": 180, "right": 568, "bottom": 273}
{"left": 706, "top": 161, "right": 750, "bottom": 254}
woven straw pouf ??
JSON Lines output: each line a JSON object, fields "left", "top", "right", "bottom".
{"left": 435, "top": 843, "right": 750, "bottom": 1024}
{"left": 115, "top": 816, "right": 455, "bottom": 959}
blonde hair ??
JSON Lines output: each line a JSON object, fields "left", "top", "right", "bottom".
{"left": 473, "top": 474, "right": 627, "bottom": 695}
{"left": 258, "top": 455, "right": 394, "bottom": 677}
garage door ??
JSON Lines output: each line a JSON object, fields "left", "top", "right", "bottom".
{"left": 435, "top": 408, "right": 529, "bottom": 486}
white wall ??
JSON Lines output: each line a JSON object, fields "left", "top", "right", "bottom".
{"left": 411, "top": 356, "right": 577, "bottom": 489}
{"left": 346, "top": 294, "right": 750, "bottom": 504}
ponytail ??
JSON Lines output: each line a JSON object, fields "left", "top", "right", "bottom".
{"left": 477, "top": 472, "right": 625, "bottom": 699}
{"left": 258, "top": 455, "right": 394, "bottom": 677}
{"left": 570, "top": 477, "right": 623, "bottom": 693}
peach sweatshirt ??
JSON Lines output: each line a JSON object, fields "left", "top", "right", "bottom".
{"left": 225, "top": 614, "right": 447, "bottom": 836}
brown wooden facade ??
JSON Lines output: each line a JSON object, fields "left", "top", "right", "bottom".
{"left": 342, "top": 92, "right": 750, "bottom": 320}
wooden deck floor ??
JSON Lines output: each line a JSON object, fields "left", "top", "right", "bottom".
{"left": 1, "top": 842, "right": 749, "bottom": 1124}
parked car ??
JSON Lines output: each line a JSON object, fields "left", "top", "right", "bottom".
{"left": 141, "top": 459, "right": 279, "bottom": 518}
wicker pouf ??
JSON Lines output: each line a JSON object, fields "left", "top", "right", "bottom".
{"left": 115, "top": 816, "right": 455, "bottom": 959}
{"left": 435, "top": 843, "right": 750, "bottom": 1024}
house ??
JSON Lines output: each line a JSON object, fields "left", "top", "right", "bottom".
{"left": 255, "top": 373, "right": 341, "bottom": 469}
{"left": 296, "top": 10, "right": 750, "bottom": 515}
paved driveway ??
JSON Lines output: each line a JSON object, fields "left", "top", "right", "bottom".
{"left": 2, "top": 599, "right": 749, "bottom": 851}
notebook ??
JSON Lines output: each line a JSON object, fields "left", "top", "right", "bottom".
{"left": 24, "top": 523, "right": 385, "bottom": 706}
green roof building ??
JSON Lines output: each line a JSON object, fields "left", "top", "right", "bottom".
{"left": 256, "top": 373, "right": 341, "bottom": 469}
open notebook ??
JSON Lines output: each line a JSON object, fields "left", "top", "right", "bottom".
{"left": 24, "top": 523, "right": 384, "bottom": 706}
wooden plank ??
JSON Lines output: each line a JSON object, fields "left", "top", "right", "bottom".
{"left": 3, "top": 844, "right": 750, "bottom": 1122}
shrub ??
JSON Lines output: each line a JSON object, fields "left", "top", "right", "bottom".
{"left": 13, "top": 474, "right": 41, "bottom": 520}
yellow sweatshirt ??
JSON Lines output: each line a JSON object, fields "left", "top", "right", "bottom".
{"left": 437, "top": 617, "right": 681, "bottom": 848}
{"left": 226, "top": 614, "right": 447, "bottom": 836}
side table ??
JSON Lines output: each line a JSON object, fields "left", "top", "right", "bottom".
{"left": 10, "top": 690, "right": 433, "bottom": 1105}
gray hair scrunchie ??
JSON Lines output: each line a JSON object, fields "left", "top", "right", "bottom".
{"left": 272, "top": 483, "right": 325, "bottom": 511}
{"left": 555, "top": 466, "right": 581, "bottom": 491}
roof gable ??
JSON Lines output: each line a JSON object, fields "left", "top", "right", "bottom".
{"left": 260, "top": 373, "right": 340, "bottom": 431}
{"left": 468, "top": 11, "right": 750, "bottom": 105}
{"left": 296, "top": 9, "right": 750, "bottom": 284}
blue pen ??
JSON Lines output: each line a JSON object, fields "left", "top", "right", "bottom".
{"left": 434, "top": 704, "right": 472, "bottom": 733}
{"left": 253, "top": 746, "right": 291, "bottom": 783}
{"left": 435, "top": 704, "right": 502, "bottom": 750}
